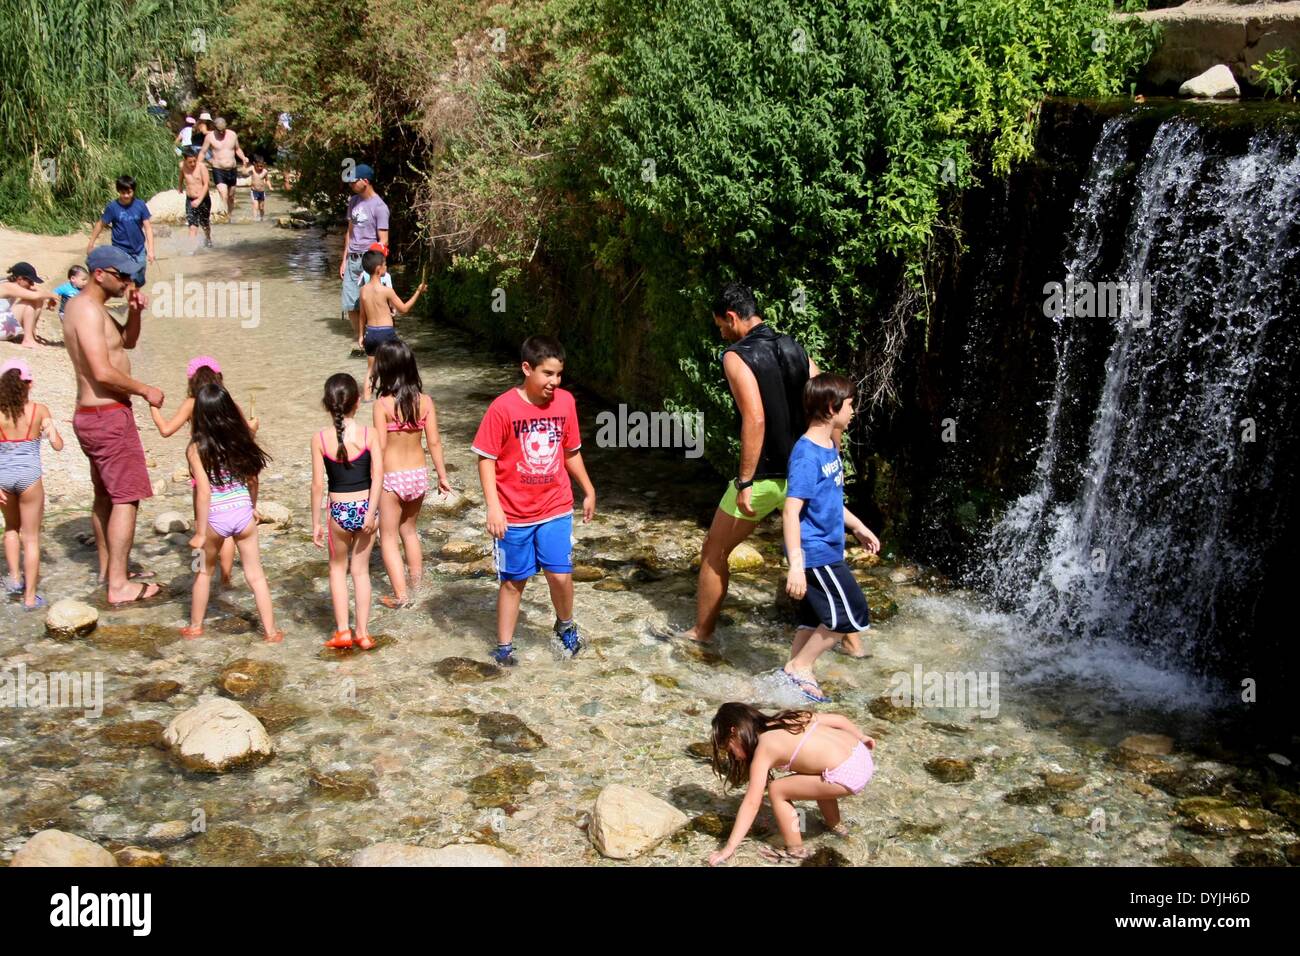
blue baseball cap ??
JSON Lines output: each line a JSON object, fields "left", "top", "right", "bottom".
{"left": 86, "top": 246, "right": 139, "bottom": 274}
{"left": 348, "top": 163, "right": 374, "bottom": 183}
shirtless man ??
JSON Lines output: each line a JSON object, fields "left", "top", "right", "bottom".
{"left": 178, "top": 148, "right": 213, "bottom": 247}
{"left": 198, "top": 117, "right": 249, "bottom": 218}
{"left": 62, "top": 246, "right": 165, "bottom": 605}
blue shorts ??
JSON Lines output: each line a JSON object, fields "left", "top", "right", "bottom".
{"left": 341, "top": 253, "right": 364, "bottom": 312}
{"left": 251, "top": 190, "right": 266, "bottom": 202}
{"left": 363, "top": 325, "right": 398, "bottom": 355}
{"left": 493, "top": 513, "right": 574, "bottom": 581}
{"left": 796, "top": 561, "right": 870, "bottom": 634}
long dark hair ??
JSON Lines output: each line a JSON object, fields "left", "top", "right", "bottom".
{"left": 710, "top": 702, "right": 812, "bottom": 789}
{"left": 322, "top": 373, "right": 359, "bottom": 463}
{"left": 0, "top": 369, "right": 30, "bottom": 424}
{"left": 372, "top": 339, "right": 423, "bottom": 427}
{"left": 191, "top": 383, "right": 269, "bottom": 485}
{"left": 187, "top": 365, "right": 223, "bottom": 399}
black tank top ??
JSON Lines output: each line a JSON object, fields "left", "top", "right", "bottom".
{"left": 321, "top": 428, "right": 372, "bottom": 493}
{"left": 723, "top": 322, "right": 810, "bottom": 480}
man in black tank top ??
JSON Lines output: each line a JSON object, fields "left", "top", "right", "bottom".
{"left": 675, "top": 282, "right": 817, "bottom": 644}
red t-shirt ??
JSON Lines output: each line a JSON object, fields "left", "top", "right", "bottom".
{"left": 471, "top": 387, "right": 581, "bottom": 525}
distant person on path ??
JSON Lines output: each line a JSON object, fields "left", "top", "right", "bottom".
{"left": 0, "top": 263, "right": 58, "bottom": 348}
{"left": 62, "top": 246, "right": 165, "bottom": 606}
{"left": 199, "top": 117, "right": 249, "bottom": 217}
{"left": 672, "top": 281, "right": 817, "bottom": 645}
{"left": 358, "top": 248, "right": 424, "bottom": 401}
{"left": 340, "top": 164, "right": 389, "bottom": 342}
{"left": 174, "top": 115, "right": 196, "bottom": 154}
{"left": 86, "top": 175, "right": 154, "bottom": 289}
{"left": 249, "top": 158, "right": 270, "bottom": 222}
{"left": 179, "top": 147, "right": 213, "bottom": 247}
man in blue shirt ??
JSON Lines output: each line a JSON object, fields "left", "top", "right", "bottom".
{"left": 86, "top": 175, "right": 155, "bottom": 288}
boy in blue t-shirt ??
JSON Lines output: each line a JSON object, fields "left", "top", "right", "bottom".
{"left": 53, "top": 265, "right": 88, "bottom": 317}
{"left": 781, "top": 373, "right": 881, "bottom": 703}
{"left": 85, "top": 175, "right": 154, "bottom": 288}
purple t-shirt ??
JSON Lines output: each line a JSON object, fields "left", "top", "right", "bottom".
{"left": 346, "top": 193, "right": 390, "bottom": 254}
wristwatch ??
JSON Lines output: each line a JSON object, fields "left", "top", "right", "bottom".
{"left": 733, "top": 476, "right": 755, "bottom": 492}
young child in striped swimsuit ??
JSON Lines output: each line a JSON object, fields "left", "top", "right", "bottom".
{"left": 311, "top": 373, "right": 381, "bottom": 649}
{"left": 0, "top": 359, "right": 63, "bottom": 609}
{"left": 370, "top": 339, "right": 451, "bottom": 608}
{"left": 181, "top": 383, "right": 282, "bottom": 642}
{"left": 707, "top": 702, "right": 875, "bottom": 865}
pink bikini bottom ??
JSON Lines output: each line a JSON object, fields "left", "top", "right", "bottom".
{"left": 383, "top": 467, "right": 428, "bottom": 502}
{"left": 822, "top": 742, "right": 874, "bottom": 795}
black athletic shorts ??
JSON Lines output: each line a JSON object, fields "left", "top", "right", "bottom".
{"left": 185, "top": 193, "right": 211, "bottom": 227}
{"left": 212, "top": 167, "right": 238, "bottom": 188}
{"left": 796, "top": 560, "right": 871, "bottom": 634}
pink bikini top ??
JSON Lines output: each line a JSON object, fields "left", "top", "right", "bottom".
{"left": 779, "top": 719, "right": 819, "bottom": 772}
{"left": 382, "top": 397, "right": 427, "bottom": 432}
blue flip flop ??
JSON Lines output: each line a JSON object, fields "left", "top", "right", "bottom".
{"left": 783, "top": 669, "right": 831, "bottom": 704}
{"left": 23, "top": 595, "right": 47, "bottom": 611}
{"left": 6, "top": 576, "right": 23, "bottom": 595}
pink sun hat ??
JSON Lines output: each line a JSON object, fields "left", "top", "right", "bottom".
{"left": 186, "top": 356, "right": 222, "bottom": 379}
{"left": 0, "top": 359, "right": 33, "bottom": 382}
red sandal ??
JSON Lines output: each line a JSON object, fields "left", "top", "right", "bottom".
{"left": 354, "top": 631, "right": 375, "bottom": 651}
{"left": 325, "top": 628, "right": 354, "bottom": 648}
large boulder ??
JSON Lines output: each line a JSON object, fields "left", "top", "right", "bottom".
{"left": 727, "top": 542, "right": 764, "bottom": 572}
{"left": 256, "top": 501, "right": 292, "bottom": 529}
{"left": 161, "top": 697, "right": 273, "bottom": 773}
{"left": 146, "top": 188, "right": 228, "bottom": 224}
{"left": 45, "top": 599, "right": 98, "bottom": 637}
{"left": 589, "top": 784, "right": 688, "bottom": 859}
{"left": 350, "top": 843, "right": 514, "bottom": 867}
{"left": 10, "top": 830, "right": 116, "bottom": 867}
{"left": 1179, "top": 63, "right": 1240, "bottom": 99}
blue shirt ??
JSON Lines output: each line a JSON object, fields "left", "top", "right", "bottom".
{"left": 101, "top": 198, "right": 151, "bottom": 257}
{"left": 53, "top": 282, "right": 80, "bottom": 313}
{"left": 785, "top": 435, "right": 845, "bottom": 569}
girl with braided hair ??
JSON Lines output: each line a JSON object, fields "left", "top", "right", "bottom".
{"left": 310, "top": 373, "right": 381, "bottom": 649}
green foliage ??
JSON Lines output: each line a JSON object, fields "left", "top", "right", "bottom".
{"left": 1252, "top": 48, "right": 1299, "bottom": 101}
{"left": 0, "top": 0, "right": 221, "bottom": 232}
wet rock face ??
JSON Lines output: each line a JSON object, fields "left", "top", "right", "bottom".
{"left": 219, "top": 658, "right": 286, "bottom": 700}
{"left": 1149, "top": 764, "right": 1238, "bottom": 799}
{"left": 434, "top": 657, "right": 502, "bottom": 684}
{"left": 476, "top": 713, "right": 546, "bottom": 753}
{"left": 468, "top": 762, "right": 543, "bottom": 809}
{"left": 11, "top": 830, "right": 116, "bottom": 867}
{"left": 925, "top": 757, "right": 975, "bottom": 783}
{"left": 1175, "top": 798, "right": 1274, "bottom": 837}
{"left": 589, "top": 784, "right": 688, "bottom": 859}
{"left": 161, "top": 698, "right": 274, "bottom": 773}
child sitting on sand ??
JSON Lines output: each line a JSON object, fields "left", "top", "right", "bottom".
{"left": 707, "top": 702, "right": 874, "bottom": 865}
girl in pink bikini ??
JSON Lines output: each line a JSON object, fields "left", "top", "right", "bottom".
{"left": 152, "top": 356, "right": 260, "bottom": 587}
{"left": 707, "top": 702, "right": 875, "bottom": 865}
{"left": 182, "top": 383, "right": 281, "bottom": 642}
{"left": 370, "top": 340, "right": 451, "bottom": 608}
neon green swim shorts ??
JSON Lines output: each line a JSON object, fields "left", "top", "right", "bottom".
{"left": 718, "top": 478, "right": 787, "bottom": 522}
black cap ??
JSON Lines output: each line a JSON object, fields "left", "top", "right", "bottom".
{"left": 7, "top": 262, "right": 43, "bottom": 283}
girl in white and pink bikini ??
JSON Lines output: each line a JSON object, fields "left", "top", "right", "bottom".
{"left": 370, "top": 339, "right": 451, "bottom": 608}
{"left": 707, "top": 702, "right": 875, "bottom": 865}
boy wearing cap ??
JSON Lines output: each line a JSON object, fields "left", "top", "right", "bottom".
{"left": 0, "top": 263, "right": 59, "bottom": 348}
{"left": 340, "top": 164, "right": 389, "bottom": 342}
{"left": 62, "top": 245, "right": 166, "bottom": 607}
{"left": 86, "top": 175, "right": 154, "bottom": 288}
{"left": 179, "top": 148, "right": 213, "bottom": 247}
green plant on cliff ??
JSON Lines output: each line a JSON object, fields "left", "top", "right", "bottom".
{"left": 0, "top": 0, "right": 222, "bottom": 232}
{"left": 1251, "top": 48, "right": 1299, "bottom": 101}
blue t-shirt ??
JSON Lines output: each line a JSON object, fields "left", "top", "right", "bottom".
{"left": 53, "top": 282, "right": 80, "bottom": 313}
{"left": 101, "top": 198, "right": 151, "bottom": 257}
{"left": 785, "top": 435, "right": 846, "bottom": 569}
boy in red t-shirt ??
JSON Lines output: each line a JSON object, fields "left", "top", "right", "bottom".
{"left": 472, "top": 336, "right": 596, "bottom": 664}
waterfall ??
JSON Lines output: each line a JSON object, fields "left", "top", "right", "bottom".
{"left": 983, "top": 110, "right": 1300, "bottom": 678}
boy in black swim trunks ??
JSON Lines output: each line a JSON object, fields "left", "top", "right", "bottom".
{"left": 357, "top": 249, "right": 425, "bottom": 401}
{"left": 781, "top": 373, "right": 881, "bottom": 703}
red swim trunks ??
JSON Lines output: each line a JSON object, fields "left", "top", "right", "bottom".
{"left": 73, "top": 402, "right": 154, "bottom": 504}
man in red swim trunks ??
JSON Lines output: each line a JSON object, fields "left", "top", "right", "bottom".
{"left": 62, "top": 246, "right": 166, "bottom": 605}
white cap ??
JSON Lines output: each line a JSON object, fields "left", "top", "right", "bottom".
{"left": 199, "top": 111, "right": 212, "bottom": 121}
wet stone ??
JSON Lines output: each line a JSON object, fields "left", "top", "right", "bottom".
{"left": 670, "top": 643, "right": 725, "bottom": 668}
{"left": 219, "top": 658, "right": 286, "bottom": 700}
{"left": 1156, "top": 850, "right": 1203, "bottom": 867}
{"left": 315, "top": 634, "right": 399, "bottom": 660}
{"left": 978, "top": 835, "right": 1049, "bottom": 866}
{"left": 650, "top": 674, "right": 679, "bottom": 689}
{"left": 1042, "top": 772, "right": 1087, "bottom": 792}
{"left": 246, "top": 698, "right": 316, "bottom": 733}
{"left": 1232, "top": 848, "right": 1285, "bottom": 867}
{"left": 1004, "top": 786, "right": 1056, "bottom": 807}
{"left": 925, "top": 757, "right": 975, "bottom": 784}
{"left": 131, "top": 680, "right": 183, "bottom": 702}
{"left": 593, "top": 578, "right": 627, "bottom": 592}
{"left": 434, "top": 657, "right": 502, "bottom": 684}
{"left": 28, "top": 742, "right": 81, "bottom": 768}
{"left": 1175, "top": 797, "right": 1273, "bottom": 836}
{"left": 868, "top": 695, "right": 917, "bottom": 722}
{"left": 1263, "top": 789, "right": 1300, "bottom": 828}
{"left": 308, "top": 768, "right": 378, "bottom": 801}
{"left": 1285, "top": 843, "right": 1300, "bottom": 866}
{"left": 686, "top": 742, "right": 713, "bottom": 763}
{"left": 98, "top": 720, "right": 165, "bottom": 748}
{"left": 925, "top": 721, "right": 971, "bottom": 736}
{"left": 211, "top": 613, "right": 265, "bottom": 636}
{"left": 87, "top": 624, "right": 178, "bottom": 656}
{"left": 1111, "top": 748, "right": 1171, "bottom": 773}
{"left": 143, "top": 820, "right": 194, "bottom": 846}
{"left": 114, "top": 846, "right": 165, "bottom": 867}
{"left": 193, "top": 824, "right": 266, "bottom": 866}
{"left": 1149, "top": 764, "right": 1238, "bottom": 799}
{"left": 1053, "top": 802, "right": 1089, "bottom": 819}
{"left": 894, "top": 821, "right": 945, "bottom": 839}
{"left": 467, "top": 762, "right": 543, "bottom": 809}
{"left": 1119, "top": 734, "right": 1174, "bottom": 755}
{"left": 571, "top": 565, "right": 606, "bottom": 582}
{"left": 690, "top": 813, "right": 729, "bottom": 838}
{"left": 800, "top": 845, "right": 851, "bottom": 867}
{"left": 476, "top": 713, "right": 546, "bottom": 753}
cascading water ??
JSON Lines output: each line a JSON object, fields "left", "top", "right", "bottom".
{"left": 984, "top": 109, "right": 1300, "bottom": 681}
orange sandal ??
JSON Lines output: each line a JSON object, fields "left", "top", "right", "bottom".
{"left": 325, "top": 629, "right": 354, "bottom": 648}
{"left": 180, "top": 624, "right": 204, "bottom": 639}
{"left": 354, "top": 631, "right": 375, "bottom": 651}
{"left": 263, "top": 629, "right": 285, "bottom": 644}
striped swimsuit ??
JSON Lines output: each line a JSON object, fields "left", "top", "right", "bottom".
{"left": 0, "top": 408, "right": 42, "bottom": 495}
{"left": 207, "top": 473, "right": 255, "bottom": 538}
